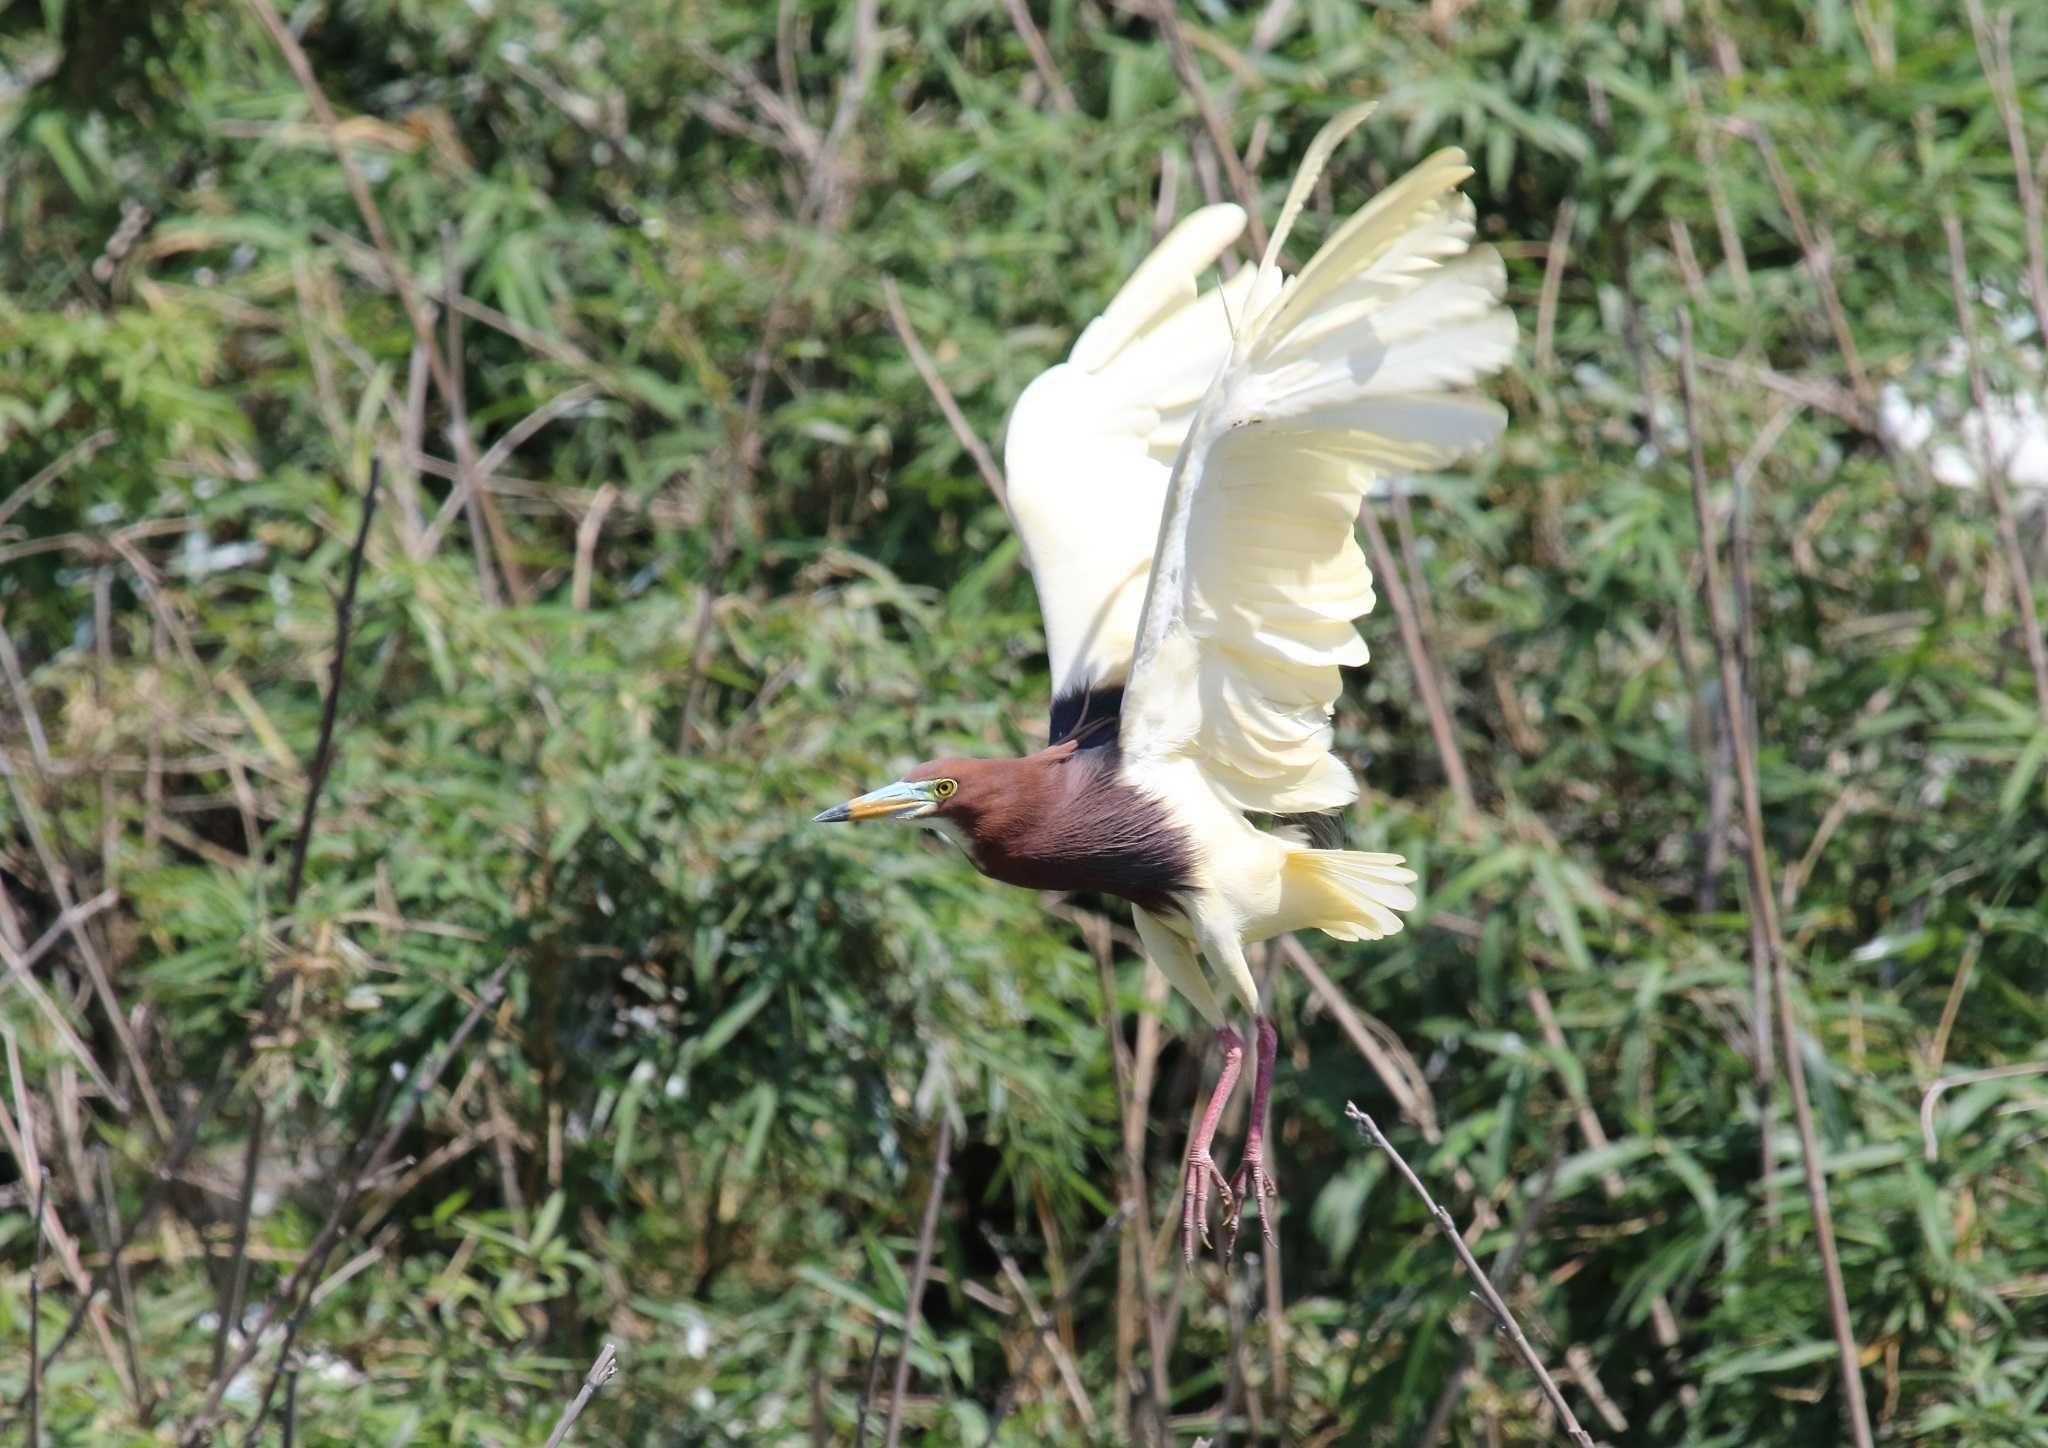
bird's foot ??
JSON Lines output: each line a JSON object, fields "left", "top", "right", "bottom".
{"left": 1222, "top": 1150, "right": 1280, "bottom": 1263}
{"left": 1182, "top": 1148, "right": 1235, "bottom": 1264}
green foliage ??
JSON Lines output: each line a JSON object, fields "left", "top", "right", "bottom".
{"left": 3, "top": 1, "right": 2048, "bottom": 1443}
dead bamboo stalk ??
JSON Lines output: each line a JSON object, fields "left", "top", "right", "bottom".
{"left": 245, "top": 0, "right": 529, "bottom": 603}
{"left": 1677, "top": 309, "right": 1875, "bottom": 1448}
{"left": 1152, "top": 0, "right": 1268, "bottom": 256}
{"left": 1940, "top": 214, "right": 2048, "bottom": 719}
{"left": 881, "top": 1117, "right": 954, "bottom": 1448}
{"left": 1964, "top": 1, "right": 2048, "bottom": 353}
{"left": 1359, "top": 497, "right": 1475, "bottom": 815}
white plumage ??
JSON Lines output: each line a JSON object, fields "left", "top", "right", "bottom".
{"left": 814, "top": 107, "right": 1517, "bottom": 1258}
{"left": 1005, "top": 105, "right": 1515, "bottom": 1028}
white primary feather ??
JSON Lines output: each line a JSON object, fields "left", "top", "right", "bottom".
{"left": 1121, "top": 107, "right": 1517, "bottom": 815}
{"left": 1003, "top": 204, "right": 1271, "bottom": 708}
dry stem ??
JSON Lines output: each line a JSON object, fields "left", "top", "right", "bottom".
{"left": 1343, "top": 1104, "right": 1593, "bottom": 1447}
{"left": 1678, "top": 309, "right": 1875, "bottom": 1448}
{"left": 881, "top": 1117, "right": 953, "bottom": 1448}
{"left": 1940, "top": 214, "right": 2048, "bottom": 719}
{"left": 541, "top": 1342, "right": 621, "bottom": 1448}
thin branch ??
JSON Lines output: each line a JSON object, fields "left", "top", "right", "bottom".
{"left": 853, "top": 1317, "right": 889, "bottom": 1448}
{"left": 1941, "top": 214, "right": 2048, "bottom": 719}
{"left": 572, "top": 483, "right": 618, "bottom": 613}
{"left": 541, "top": 1342, "right": 621, "bottom": 1448}
{"left": 982, "top": 1224, "right": 1099, "bottom": 1432}
{"left": 1678, "top": 309, "right": 1875, "bottom": 1448}
{"left": 0, "top": 430, "right": 116, "bottom": 534}
{"left": 999, "top": 0, "right": 1077, "bottom": 113}
{"left": 209, "top": 1105, "right": 266, "bottom": 1387}
{"left": 1082, "top": 914, "right": 1168, "bottom": 1434}
{"left": 0, "top": 892, "right": 123, "bottom": 1102}
{"left": 191, "top": 964, "right": 513, "bottom": 1435}
{"left": 0, "top": 751, "right": 170, "bottom": 1137}
{"left": 1920, "top": 1062, "right": 2048, "bottom": 1163}
{"left": 1965, "top": 1, "right": 2048, "bottom": 354}
{"left": 1732, "top": 117, "right": 1872, "bottom": 410}
{"left": 245, "top": 0, "right": 530, "bottom": 602}
{"left": 1152, "top": 0, "right": 1269, "bottom": 256}
{"left": 284, "top": 463, "right": 381, "bottom": 907}
{"left": 1279, "top": 934, "right": 1438, "bottom": 1140}
{"left": 1344, "top": 1104, "right": 1593, "bottom": 1447}
{"left": 982, "top": 1206, "right": 1127, "bottom": 1444}
{"left": 881, "top": 1117, "right": 953, "bottom": 1448}
{"left": 1358, "top": 497, "right": 1474, "bottom": 814}
{"left": 1535, "top": 199, "right": 1576, "bottom": 373}
{"left": 27, "top": 1165, "right": 44, "bottom": 1448}
{"left": 93, "top": 1149, "right": 150, "bottom": 1424}
{"left": 880, "top": 278, "right": 1009, "bottom": 513}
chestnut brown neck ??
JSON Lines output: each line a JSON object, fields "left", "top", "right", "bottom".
{"left": 949, "top": 742, "right": 1194, "bottom": 913}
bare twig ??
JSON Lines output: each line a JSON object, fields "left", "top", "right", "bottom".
{"left": 1344, "top": 1104, "right": 1593, "bottom": 1446}
{"left": 284, "top": 463, "right": 381, "bottom": 907}
{"left": 1082, "top": 915, "right": 1168, "bottom": 1434}
{"left": 1678, "top": 309, "right": 1874, "bottom": 1448}
{"left": 27, "top": 1165, "right": 44, "bottom": 1448}
{"left": 1417, "top": 1128, "right": 1567, "bottom": 1448}
{"left": 245, "top": 0, "right": 530, "bottom": 602}
{"left": 1152, "top": 0, "right": 1269, "bottom": 256}
{"left": 880, "top": 278, "right": 1009, "bottom": 512}
{"left": 983, "top": 1225, "right": 1098, "bottom": 1431}
{"left": 1359, "top": 497, "right": 1474, "bottom": 814}
{"left": 881, "top": 1117, "right": 954, "bottom": 1448}
{"left": 1965, "top": 1, "right": 2048, "bottom": 353}
{"left": 0, "top": 430, "right": 116, "bottom": 534}
{"left": 209, "top": 1105, "right": 266, "bottom": 1387}
{"left": 1734, "top": 118, "right": 1872, "bottom": 410}
{"left": 982, "top": 1206, "right": 1127, "bottom": 1444}
{"left": 1941, "top": 214, "right": 2048, "bottom": 719}
{"left": 1920, "top": 1062, "right": 2048, "bottom": 1163}
{"left": 93, "top": 1150, "right": 150, "bottom": 1424}
{"left": 191, "top": 964, "right": 513, "bottom": 1434}
{"left": 572, "top": 484, "right": 618, "bottom": 612}
{"left": 0, "top": 751, "right": 170, "bottom": 1137}
{"left": 853, "top": 1318, "right": 889, "bottom": 1448}
{"left": 0, "top": 893, "right": 122, "bottom": 1101}
{"left": 999, "top": 0, "right": 1077, "bottom": 113}
{"left": 1535, "top": 200, "right": 1576, "bottom": 373}
{"left": 1279, "top": 934, "right": 1438, "bottom": 1140}
{"left": 541, "top": 1342, "right": 621, "bottom": 1448}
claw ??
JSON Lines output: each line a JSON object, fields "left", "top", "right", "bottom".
{"left": 1222, "top": 1152, "right": 1280, "bottom": 1264}
{"left": 1183, "top": 1149, "right": 1235, "bottom": 1263}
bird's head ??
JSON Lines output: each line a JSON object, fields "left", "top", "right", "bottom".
{"left": 813, "top": 756, "right": 987, "bottom": 827}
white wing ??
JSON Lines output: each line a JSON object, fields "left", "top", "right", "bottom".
{"left": 1121, "top": 106, "right": 1516, "bottom": 814}
{"left": 1003, "top": 205, "right": 1274, "bottom": 738}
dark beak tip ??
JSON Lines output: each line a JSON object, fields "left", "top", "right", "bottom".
{"left": 814, "top": 804, "right": 851, "bottom": 823}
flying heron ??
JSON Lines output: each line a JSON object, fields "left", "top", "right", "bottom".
{"left": 817, "top": 107, "right": 1515, "bottom": 1262}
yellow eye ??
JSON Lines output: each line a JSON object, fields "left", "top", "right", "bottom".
{"left": 932, "top": 778, "right": 957, "bottom": 799}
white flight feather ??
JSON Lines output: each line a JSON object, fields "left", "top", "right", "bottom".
{"left": 1119, "top": 107, "right": 1517, "bottom": 815}
{"left": 1003, "top": 204, "right": 1269, "bottom": 706}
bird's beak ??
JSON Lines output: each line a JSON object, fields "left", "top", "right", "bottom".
{"left": 813, "top": 779, "right": 940, "bottom": 823}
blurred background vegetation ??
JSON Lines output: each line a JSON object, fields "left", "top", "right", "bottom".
{"left": 3, "top": 0, "right": 2047, "bottom": 1443}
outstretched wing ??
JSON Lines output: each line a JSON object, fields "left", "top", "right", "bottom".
{"left": 1121, "top": 107, "right": 1516, "bottom": 814}
{"left": 1003, "top": 205, "right": 1274, "bottom": 743}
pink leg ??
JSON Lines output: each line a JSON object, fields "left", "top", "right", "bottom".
{"left": 1224, "top": 1015, "right": 1281, "bottom": 1262}
{"left": 1181, "top": 1024, "right": 1244, "bottom": 1265}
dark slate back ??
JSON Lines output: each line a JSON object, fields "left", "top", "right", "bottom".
{"left": 1048, "top": 683, "right": 1124, "bottom": 749}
